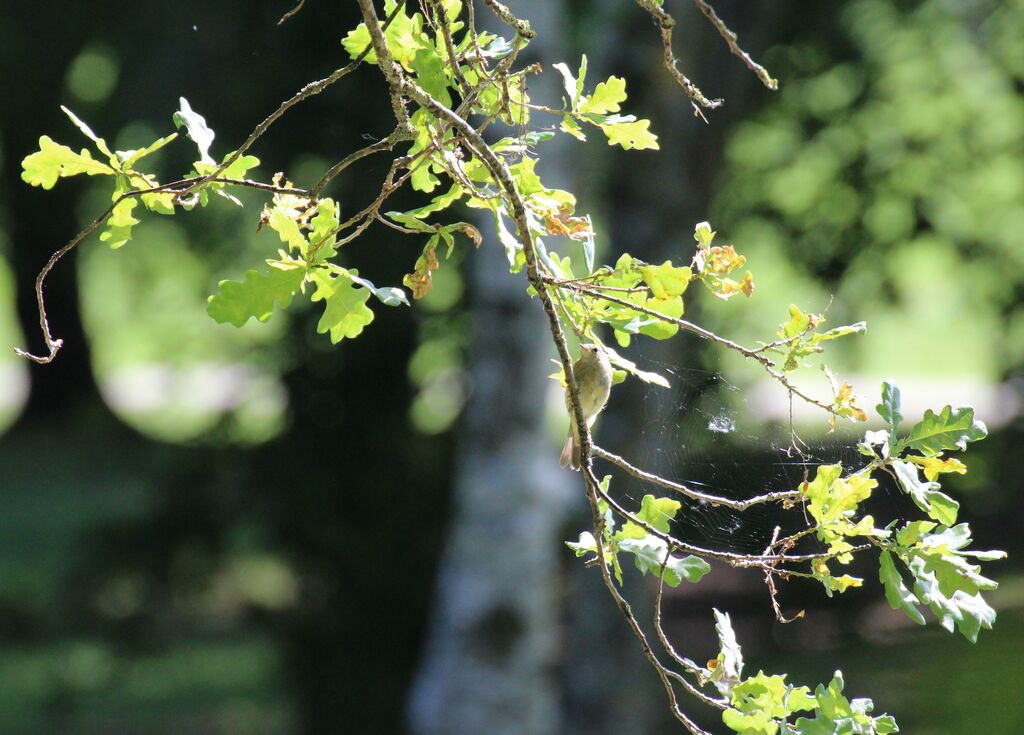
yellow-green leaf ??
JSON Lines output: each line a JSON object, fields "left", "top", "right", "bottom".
{"left": 640, "top": 261, "right": 691, "bottom": 300}
{"left": 599, "top": 118, "right": 659, "bottom": 150}
{"left": 580, "top": 76, "right": 627, "bottom": 115}
{"left": 21, "top": 135, "right": 114, "bottom": 189}
{"left": 311, "top": 270, "right": 375, "bottom": 343}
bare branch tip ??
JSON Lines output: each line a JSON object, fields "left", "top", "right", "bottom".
{"left": 277, "top": 0, "right": 306, "bottom": 26}
{"left": 14, "top": 339, "right": 62, "bottom": 364}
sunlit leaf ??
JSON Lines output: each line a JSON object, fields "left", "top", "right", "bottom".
{"left": 310, "top": 269, "right": 375, "bottom": 343}
{"left": 899, "top": 405, "right": 988, "bottom": 457}
{"left": 906, "top": 454, "right": 967, "bottom": 482}
{"left": 580, "top": 76, "right": 627, "bottom": 115}
{"left": 876, "top": 380, "right": 903, "bottom": 435}
{"left": 207, "top": 261, "right": 307, "bottom": 327}
{"left": 640, "top": 261, "right": 691, "bottom": 300}
{"left": 119, "top": 133, "right": 178, "bottom": 169}
{"left": 879, "top": 550, "right": 926, "bottom": 625}
{"left": 173, "top": 97, "right": 215, "bottom": 164}
{"left": 598, "top": 117, "right": 659, "bottom": 150}
{"left": 21, "top": 135, "right": 114, "bottom": 189}
{"left": 99, "top": 196, "right": 140, "bottom": 249}
{"left": 60, "top": 105, "right": 114, "bottom": 161}
{"left": 709, "top": 609, "right": 744, "bottom": 695}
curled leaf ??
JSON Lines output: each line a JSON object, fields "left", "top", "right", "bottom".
{"left": 403, "top": 235, "right": 441, "bottom": 299}
{"left": 456, "top": 223, "right": 482, "bottom": 247}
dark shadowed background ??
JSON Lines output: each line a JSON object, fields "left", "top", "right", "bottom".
{"left": 1, "top": 1, "right": 1022, "bottom": 733}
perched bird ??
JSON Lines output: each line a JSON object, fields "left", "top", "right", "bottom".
{"left": 560, "top": 343, "right": 614, "bottom": 470}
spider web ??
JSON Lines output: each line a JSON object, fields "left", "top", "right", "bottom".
{"left": 602, "top": 357, "right": 866, "bottom": 555}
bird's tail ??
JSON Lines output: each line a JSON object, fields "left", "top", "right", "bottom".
{"left": 559, "top": 430, "right": 580, "bottom": 470}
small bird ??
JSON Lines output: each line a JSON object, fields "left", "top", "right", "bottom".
{"left": 560, "top": 343, "right": 614, "bottom": 470}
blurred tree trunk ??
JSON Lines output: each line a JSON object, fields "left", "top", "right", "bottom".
{"left": 408, "top": 2, "right": 781, "bottom": 733}
{"left": 406, "top": 4, "right": 577, "bottom": 734}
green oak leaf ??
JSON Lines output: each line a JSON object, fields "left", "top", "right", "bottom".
{"left": 635, "top": 295, "right": 684, "bottom": 338}
{"left": 580, "top": 76, "right": 627, "bottom": 115}
{"left": 60, "top": 105, "right": 115, "bottom": 162}
{"left": 395, "top": 185, "right": 465, "bottom": 220}
{"left": 793, "top": 672, "right": 898, "bottom": 734}
{"left": 560, "top": 114, "right": 586, "bottom": 141}
{"left": 410, "top": 47, "right": 451, "bottom": 106}
{"left": 897, "top": 525, "right": 1004, "bottom": 642}
{"left": 309, "top": 198, "right": 341, "bottom": 261}
{"left": 781, "top": 304, "right": 814, "bottom": 338}
{"left": 599, "top": 342, "right": 671, "bottom": 388}
{"left": 219, "top": 152, "right": 260, "bottom": 180}
{"left": 709, "top": 609, "right": 744, "bottom": 696}
{"left": 640, "top": 261, "right": 691, "bottom": 299}
{"left": 807, "top": 321, "right": 866, "bottom": 347}
{"left": 895, "top": 520, "right": 937, "bottom": 547}
{"left": 609, "top": 493, "right": 680, "bottom": 542}
{"left": 876, "top": 380, "right": 903, "bottom": 435}
{"left": 892, "top": 460, "right": 959, "bottom": 525}
{"left": 600, "top": 289, "right": 684, "bottom": 345}
{"left": 721, "top": 708, "right": 777, "bottom": 735}
{"left": 266, "top": 207, "right": 308, "bottom": 256}
{"left": 407, "top": 110, "right": 442, "bottom": 193}
{"left": 99, "top": 196, "right": 140, "bottom": 249}
{"left": 908, "top": 554, "right": 997, "bottom": 642}
{"left": 799, "top": 464, "right": 844, "bottom": 519}
{"left": 21, "top": 135, "right": 114, "bottom": 189}
{"left": 858, "top": 429, "right": 890, "bottom": 459}
{"left": 173, "top": 97, "right": 215, "bottom": 164}
{"left": 207, "top": 262, "right": 307, "bottom": 327}
{"left": 341, "top": 24, "right": 375, "bottom": 62}
{"left": 725, "top": 672, "right": 816, "bottom": 731}
{"left": 694, "top": 221, "right": 716, "bottom": 249}
{"left": 878, "top": 550, "right": 926, "bottom": 625}
{"left": 118, "top": 132, "right": 178, "bottom": 169}
{"left": 565, "top": 531, "right": 598, "bottom": 557}
{"left": 551, "top": 59, "right": 583, "bottom": 110}
{"left": 139, "top": 190, "right": 176, "bottom": 216}
{"left": 598, "top": 117, "right": 659, "bottom": 150}
{"left": 310, "top": 269, "right": 375, "bottom": 343}
{"left": 494, "top": 212, "right": 524, "bottom": 272}
{"left": 898, "top": 405, "right": 988, "bottom": 456}
{"left": 615, "top": 536, "right": 709, "bottom": 587}
{"left": 509, "top": 157, "right": 544, "bottom": 196}
{"left": 342, "top": 0, "right": 428, "bottom": 70}
{"left": 635, "top": 494, "right": 681, "bottom": 533}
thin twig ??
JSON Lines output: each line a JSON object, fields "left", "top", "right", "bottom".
{"left": 655, "top": 561, "right": 729, "bottom": 709}
{"left": 593, "top": 446, "right": 805, "bottom": 510}
{"left": 311, "top": 126, "right": 412, "bottom": 197}
{"left": 16, "top": 175, "right": 308, "bottom": 363}
{"left": 763, "top": 526, "right": 805, "bottom": 624}
{"left": 554, "top": 280, "right": 840, "bottom": 417}
{"left": 633, "top": 0, "right": 723, "bottom": 110}
{"left": 429, "top": 0, "right": 471, "bottom": 95}
{"left": 690, "top": 0, "right": 777, "bottom": 91}
{"left": 482, "top": 0, "right": 535, "bottom": 38}
{"left": 277, "top": 0, "right": 305, "bottom": 25}
{"left": 175, "top": 4, "right": 405, "bottom": 204}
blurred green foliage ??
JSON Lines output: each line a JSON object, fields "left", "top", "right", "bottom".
{"left": 78, "top": 203, "right": 292, "bottom": 444}
{"left": 0, "top": 254, "right": 30, "bottom": 432}
{"left": 710, "top": 0, "right": 1024, "bottom": 380}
